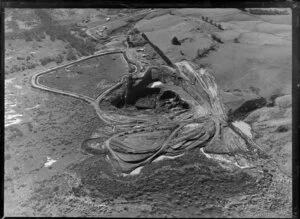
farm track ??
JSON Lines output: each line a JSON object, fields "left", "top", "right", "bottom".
{"left": 31, "top": 48, "right": 142, "bottom": 123}
{"left": 31, "top": 32, "right": 267, "bottom": 175}
{"left": 31, "top": 47, "right": 166, "bottom": 156}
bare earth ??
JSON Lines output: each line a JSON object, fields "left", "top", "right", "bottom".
{"left": 4, "top": 8, "right": 292, "bottom": 217}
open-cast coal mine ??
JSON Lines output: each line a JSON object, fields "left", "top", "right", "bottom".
{"left": 5, "top": 8, "right": 292, "bottom": 217}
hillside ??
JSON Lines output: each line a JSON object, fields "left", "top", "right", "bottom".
{"left": 4, "top": 8, "right": 292, "bottom": 217}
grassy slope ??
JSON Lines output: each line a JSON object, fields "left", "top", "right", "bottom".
{"left": 5, "top": 66, "right": 103, "bottom": 216}
{"left": 5, "top": 35, "right": 68, "bottom": 74}
{"left": 134, "top": 8, "right": 291, "bottom": 112}
{"left": 200, "top": 43, "right": 291, "bottom": 96}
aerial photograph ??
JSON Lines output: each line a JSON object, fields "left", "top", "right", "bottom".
{"left": 4, "top": 8, "right": 292, "bottom": 217}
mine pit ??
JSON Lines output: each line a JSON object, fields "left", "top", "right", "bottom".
{"left": 5, "top": 8, "right": 292, "bottom": 218}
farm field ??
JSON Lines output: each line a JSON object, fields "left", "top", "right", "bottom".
{"left": 38, "top": 53, "right": 129, "bottom": 99}
{"left": 134, "top": 8, "right": 291, "bottom": 100}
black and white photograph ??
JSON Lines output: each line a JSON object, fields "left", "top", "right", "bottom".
{"left": 4, "top": 5, "right": 295, "bottom": 217}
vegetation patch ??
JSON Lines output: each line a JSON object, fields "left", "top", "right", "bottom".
{"left": 6, "top": 9, "right": 98, "bottom": 57}
{"left": 194, "top": 44, "right": 218, "bottom": 60}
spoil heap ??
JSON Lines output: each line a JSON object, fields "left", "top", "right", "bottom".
{"left": 83, "top": 31, "right": 266, "bottom": 175}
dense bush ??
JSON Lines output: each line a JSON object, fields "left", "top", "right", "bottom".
{"left": 195, "top": 44, "right": 217, "bottom": 59}
{"left": 23, "top": 31, "right": 33, "bottom": 42}
{"left": 7, "top": 10, "right": 97, "bottom": 58}
{"left": 49, "top": 34, "right": 56, "bottom": 41}
{"left": 55, "top": 54, "right": 64, "bottom": 64}
{"left": 27, "top": 63, "right": 36, "bottom": 69}
{"left": 211, "top": 34, "right": 223, "bottom": 44}
{"left": 6, "top": 62, "right": 38, "bottom": 74}
{"left": 171, "top": 36, "right": 181, "bottom": 45}
{"left": 40, "top": 56, "right": 55, "bottom": 66}
{"left": 217, "top": 24, "right": 224, "bottom": 30}
{"left": 10, "top": 65, "right": 21, "bottom": 73}
{"left": 40, "top": 32, "right": 46, "bottom": 39}
{"left": 78, "top": 30, "right": 88, "bottom": 38}
{"left": 66, "top": 48, "right": 77, "bottom": 61}
{"left": 234, "top": 38, "right": 240, "bottom": 43}
{"left": 22, "top": 28, "right": 46, "bottom": 42}
{"left": 46, "top": 24, "right": 96, "bottom": 56}
{"left": 34, "top": 9, "right": 97, "bottom": 56}
{"left": 127, "top": 34, "right": 147, "bottom": 47}
{"left": 36, "top": 36, "right": 42, "bottom": 42}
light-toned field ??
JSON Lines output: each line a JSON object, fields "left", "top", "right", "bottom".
{"left": 136, "top": 14, "right": 216, "bottom": 62}
{"left": 134, "top": 8, "right": 291, "bottom": 100}
{"left": 39, "top": 53, "right": 129, "bottom": 99}
{"left": 200, "top": 43, "right": 291, "bottom": 96}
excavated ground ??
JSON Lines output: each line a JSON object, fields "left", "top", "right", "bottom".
{"left": 21, "top": 40, "right": 292, "bottom": 218}
{"left": 24, "top": 142, "right": 291, "bottom": 217}
{"left": 5, "top": 8, "right": 292, "bottom": 218}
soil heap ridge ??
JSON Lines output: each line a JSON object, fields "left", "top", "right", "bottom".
{"left": 84, "top": 31, "right": 266, "bottom": 175}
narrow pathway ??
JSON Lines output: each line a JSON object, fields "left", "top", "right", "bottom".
{"left": 31, "top": 47, "right": 159, "bottom": 131}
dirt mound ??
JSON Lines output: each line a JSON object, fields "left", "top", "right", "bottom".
{"left": 85, "top": 35, "right": 267, "bottom": 175}
{"left": 71, "top": 149, "right": 269, "bottom": 200}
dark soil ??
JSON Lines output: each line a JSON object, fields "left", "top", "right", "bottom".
{"left": 24, "top": 146, "right": 289, "bottom": 217}
{"left": 228, "top": 97, "right": 267, "bottom": 121}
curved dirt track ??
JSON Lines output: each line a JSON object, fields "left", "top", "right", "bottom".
{"left": 31, "top": 47, "right": 163, "bottom": 155}
{"left": 32, "top": 49, "right": 126, "bottom": 102}
{"left": 31, "top": 48, "right": 139, "bottom": 123}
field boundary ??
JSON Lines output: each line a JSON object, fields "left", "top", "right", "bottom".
{"left": 31, "top": 49, "right": 128, "bottom": 102}
{"left": 31, "top": 47, "right": 146, "bottom": 126}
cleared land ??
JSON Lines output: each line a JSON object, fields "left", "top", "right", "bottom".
{"left": 134, "top": 8, "right": 291, "bottom": 99}
{"left": 38, "top": 53, "right": 129, "bottom": 99}
{"left": 5, "top": 8, "right": 292, "bottom": 218}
